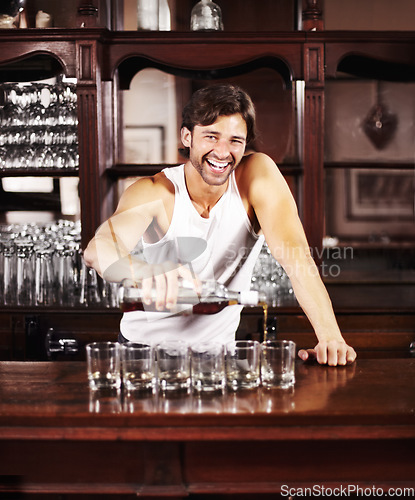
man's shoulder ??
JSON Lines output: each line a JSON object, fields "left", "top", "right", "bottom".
{"left": 117, "top": 171, "right": 175, "bottom": 211}
{"left": 237, "top": 152, "right": 277, "bottom": 183}
{"left": 240, "top": 152, "right": 275, "bottom": 169}
{"left": 131, "top": 171, "right": 174, "bottom": 194}
{"left": 153, "top": 170, "right": 175, "bottom": 191}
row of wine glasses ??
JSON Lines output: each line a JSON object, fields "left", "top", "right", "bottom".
{"left": 0, "top": 79, "right": 77, "bottom": 126}
{"left": 0, "top": 77, "right": 79, "bottom": 171}
{"left": 0, "top": 125, "right": 78, "bottom": 146}
{"left": 0, "top": 144, "right": 78, "bottom": 169}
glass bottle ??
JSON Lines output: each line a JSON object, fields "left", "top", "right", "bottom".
{"left": 119, "top": 279, "right": 266, "bottom": 314}
{"left": 54, "top": 241, "right": 77, "bottom": 306}
{"left": 190, "top": 0, "right": 224, "bottom": 32}
{"left": 15, "top": 237, "right": 34, "bottom": 306}
{"left": 2, "top": 238, "right": 16, "bottom": 305}
{"left": 79, "top": 261, "right": 101, "bottom": 306}
{"left": 34, "top": 242, "right": 54, "bottom": 306}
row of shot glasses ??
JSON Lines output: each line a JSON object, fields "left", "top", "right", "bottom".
{"left": 86, "top": 339, "right": 296, "bottom": 394}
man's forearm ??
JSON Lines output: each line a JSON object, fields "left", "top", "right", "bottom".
{"left": 282, "top": 256, "right": 344, "bottom": 343}
{"left": 83, "top": 235, "right": 134, "bottom": 280}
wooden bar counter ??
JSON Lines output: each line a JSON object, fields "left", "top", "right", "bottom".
{"left": 0, "top": 358, "right": 414, "bottom": 498}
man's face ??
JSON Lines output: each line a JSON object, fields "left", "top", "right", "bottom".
{"left": 181, "top": 113, "right": 247, "bottom": 186}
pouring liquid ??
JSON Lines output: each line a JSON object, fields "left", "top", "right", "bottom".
{"left": 261, "top": 302, "right": 268, "bottom": 342}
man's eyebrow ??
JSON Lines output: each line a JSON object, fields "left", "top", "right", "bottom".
{"left": 201, "top": 128, "right": 219, "bottom": 135}
{"left": 202, "top": 129, "right": 246, "bottom": 141}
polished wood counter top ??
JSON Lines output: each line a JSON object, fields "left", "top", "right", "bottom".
{"left": 0, "top": 359, "right": 414, "bottom": 437}
{"left": 1, "top": 359, "right": 414, "bottom": 497}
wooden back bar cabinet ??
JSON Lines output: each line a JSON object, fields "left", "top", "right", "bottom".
{"left": 0, "top": 6, "right": 414, "bottom": 361}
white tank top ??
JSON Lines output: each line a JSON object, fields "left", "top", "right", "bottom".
{"left": 120, "top": 164, "right": 264, "bottom": 346}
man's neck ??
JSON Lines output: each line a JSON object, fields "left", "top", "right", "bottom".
{"left": 184, "top": 162, "right": 229, "bottom": 218}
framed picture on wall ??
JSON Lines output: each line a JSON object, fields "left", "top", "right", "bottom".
{"left": 123, "top": 126, "right": 165, "bottom": 164}
{"left": 326, "top": 167, "right": 415, "bottom": 240}
{"left": 347, "top": 169, "right": 414, "bottom": 220}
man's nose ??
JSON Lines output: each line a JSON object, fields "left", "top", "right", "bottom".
{"left": 213, "top": 139, "right": 231, "bottom": 158}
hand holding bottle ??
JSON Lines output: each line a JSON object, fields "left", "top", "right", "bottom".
{"left": 131, "top": 262, "right": 201, "bottom": 311}
{"left": 108, "top": 256, "right": 200, "bottom": 311}
{"left": 120, "top": 277, "right": 267, "bottom": 315}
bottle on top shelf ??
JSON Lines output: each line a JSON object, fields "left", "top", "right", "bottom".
{"left": 190, "top": 0, "right": 224, "bottom": 32}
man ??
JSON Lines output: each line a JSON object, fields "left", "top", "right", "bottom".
{"left": 84, "top": 83, "right": 356, "bottom": 366}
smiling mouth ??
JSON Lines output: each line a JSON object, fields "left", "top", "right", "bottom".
{"left": 206, "top": 158, "right": 231, "bottom": 172}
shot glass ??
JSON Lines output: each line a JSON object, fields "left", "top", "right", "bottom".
{"left": 86, "top": 341, "right": 121, "bottom": 390}
{"left": 121, "top": 342, "right": 155, "bottom": 392}
{"left": 191, "top": 342, "right": 225, "bottom": 393}
{"left": 156, "top": 340, "right": 191, "bottom": 392}
{"left": 225, "top": 340, "right": 260, "bottom": 391}
{"left": 260, "top": 340, "right": 296, "bottom": 389}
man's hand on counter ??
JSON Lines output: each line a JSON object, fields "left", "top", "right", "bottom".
{"left": 298, "top": 340, "right": 357, "bottom": 366}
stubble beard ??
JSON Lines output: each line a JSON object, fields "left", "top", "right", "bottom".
{"left": 190, "top": 153, "right": 237, "bottom": 187}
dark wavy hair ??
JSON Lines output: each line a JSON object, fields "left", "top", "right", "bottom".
{"left": 179, "top": 83, "right": 257, "bottom": 159}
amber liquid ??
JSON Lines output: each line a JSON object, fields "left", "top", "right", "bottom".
{"left": 121, "top": 299, "right": 239, "bottom": 314}
{"left": 192, "top": 299, "right": 238, "bottom": 314}
{"left": 120, "top": 301, "right": 145, "bottom": 313}
{"left": 260, "top": 301, "right": 268, "bottom": 342}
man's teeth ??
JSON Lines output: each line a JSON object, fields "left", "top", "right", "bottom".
{"left": 208, "top": 159, "right": 228, "bottom": 170}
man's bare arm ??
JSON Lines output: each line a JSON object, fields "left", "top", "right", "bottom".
{"left": 83, "top": 175, "right": 199, "bottom": 309}
{"left": 245, "top": 153, "right": 356, "bottom": 366}
{"left": 83, "top": 177, "right": 165, "bottom": 279}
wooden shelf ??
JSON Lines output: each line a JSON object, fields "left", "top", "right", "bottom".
{"left": 0, "top": 168, "right": 79, "bottom": 177}
{"left": 106, "top": 163, "right": 303, "bottom": 179}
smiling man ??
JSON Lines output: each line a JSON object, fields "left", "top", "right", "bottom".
{"left": 84, "top": 84, "right": 356, "bottom": 366}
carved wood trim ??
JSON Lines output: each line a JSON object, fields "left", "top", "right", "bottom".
{"left": 302, "top": 42, "right": 325, "bottom": 264}
{"left": 77, "top": 89, "right": 101, "bottom": 247}
{"left": 76, "top": 40, "right": 97, "bottom": 83}
{"left": 304, "top": 43, "right": 324, "bottom": 86}
{"left": 303, "top": 88, "right": 325, "bottom": 264}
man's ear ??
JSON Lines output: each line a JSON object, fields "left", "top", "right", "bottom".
{"left": 181, "top": 127, "right": 192, "bottom": 148}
